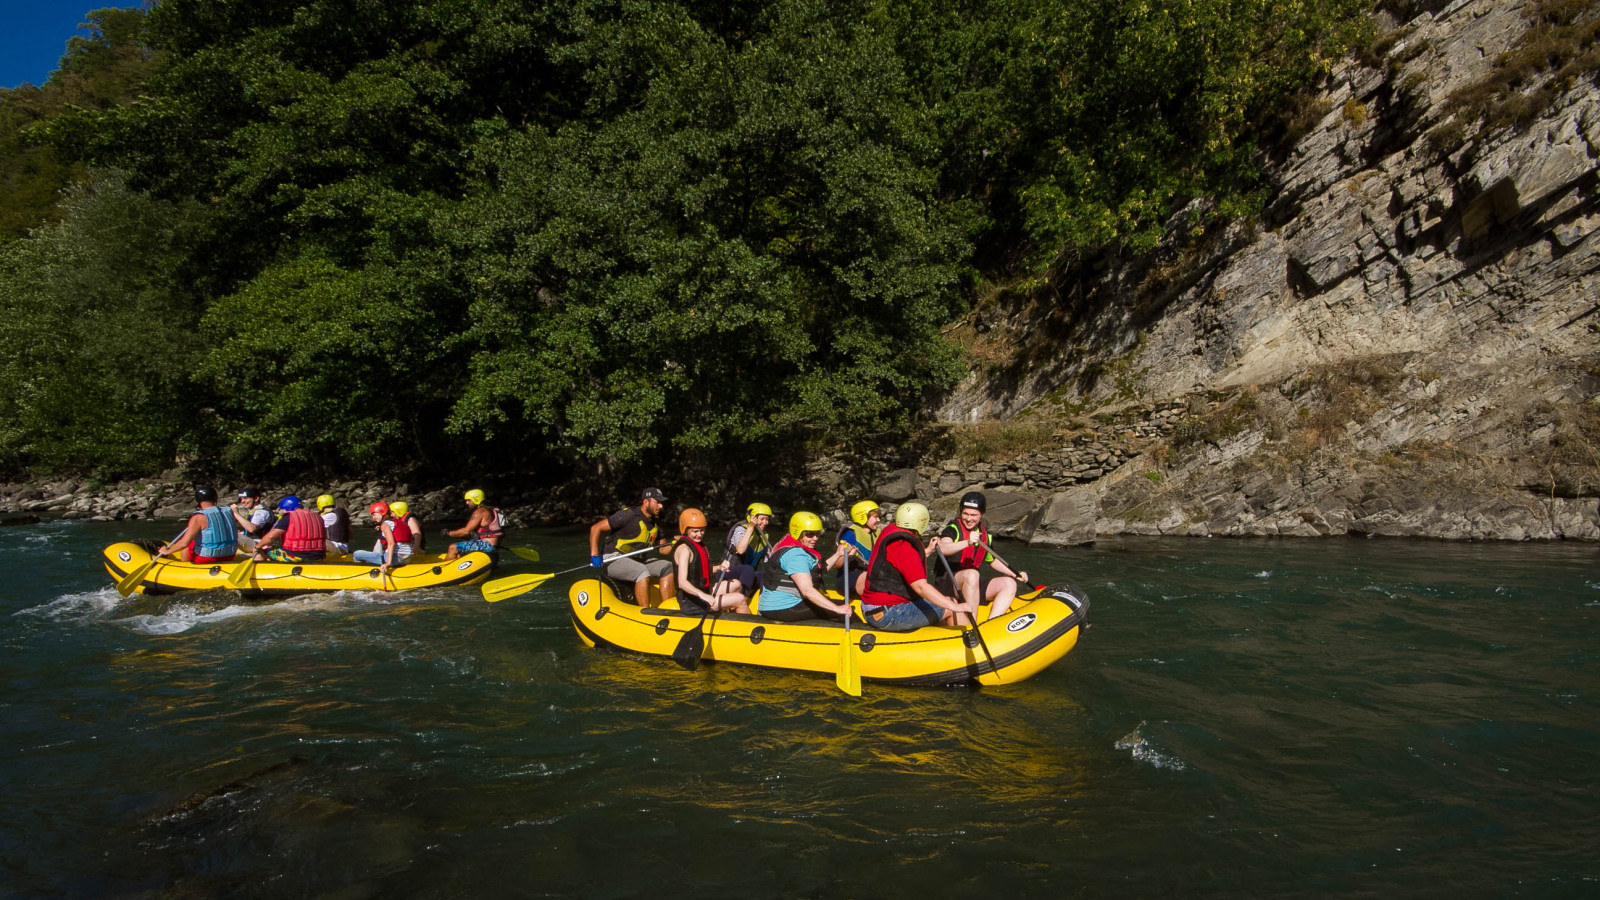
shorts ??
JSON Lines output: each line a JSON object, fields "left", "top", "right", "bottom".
{"left": 260, "top": 548, "right": 326, "bottom": 563}
{"left": 862, "top": 597, "right": 943, "bottom": 632}
{"left": 606, "top": 556, "right": 673, "bottom": 583}
{"left": 453, "top": 539, "right": 498, "bottom": 556}
{"left": 723, "top": 564, "right": 757, "bottom": 595}
{"left": 933, "top": 567, "right": 1005, "bottom": 598}
{"left": 186, "top": 548, "right": 236, "bottom": 564}
{"left": 759, "top": 598, "right": 845, "bottom": 623}
{"left": 326, "top": 541, "right": 350, "bottom": 556}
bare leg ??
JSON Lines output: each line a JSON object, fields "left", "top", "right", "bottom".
{"left": 659, "top": 573, "right": 676, "bottom": 602}
{"left": 633, "top": 579, "right": 651, "bottom": 607}
{"left": 985, "top": 577, "right": 1019, "bottom": 621}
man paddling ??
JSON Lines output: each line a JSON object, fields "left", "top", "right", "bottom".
{"left": 445, "top": 489, "right": 503, "bottom": 560}
{"left": 589, "top": 487, "right": 676, "bottom": 607}
{"left": 156, "top": 486, "right": 238, "bottom": 564}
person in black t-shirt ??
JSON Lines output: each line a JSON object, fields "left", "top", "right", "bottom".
{"left": 587, "top": 487, "right": 677, "bottom": 607}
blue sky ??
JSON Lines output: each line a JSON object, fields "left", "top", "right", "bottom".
{"left": 1, "top": 1, "right": 140, "bottom": 90}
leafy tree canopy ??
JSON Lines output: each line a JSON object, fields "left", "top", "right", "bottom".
{"left": 3, "top": 0, "right": 1369, "bottom": 480}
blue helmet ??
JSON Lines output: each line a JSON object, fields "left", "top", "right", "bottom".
{"left": 278, "top": 495, "right": 302, "bottom": 511}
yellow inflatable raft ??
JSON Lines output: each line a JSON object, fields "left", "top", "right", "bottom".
{"left": 102, "top": 541, "right": 496, "bottom": 597}
{"left": 565, "top": 576, "right": 1089, "bottom": 687}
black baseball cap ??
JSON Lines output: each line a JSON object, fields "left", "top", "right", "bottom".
{"left": 642, "top": 487, "right": 667, "bottom": 502}
{"left": 960, "top": 491, "right": 986, "bottom": 512}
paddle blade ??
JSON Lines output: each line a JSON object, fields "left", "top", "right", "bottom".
{"left": 481, "top": 573, "right": 552, "bottom": 602}
{"left": 836, "top": 627, "right": 862, "bottom": 696}
{"left": 672, "top": 620, "right": 706, "bottom": 671}
{"left": 115, "top": 558, "right": 158, "bottom": 597}
{"left": 509, "top": 547, "right": 541, "bottom": 562}
{"left": 227, "top": 558, "right": 257, "bottom": 589}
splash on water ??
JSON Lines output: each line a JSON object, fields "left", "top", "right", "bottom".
{"left": 1115, "top": 722, "right": 1187, "bottom": 772}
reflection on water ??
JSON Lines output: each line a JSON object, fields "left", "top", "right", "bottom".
{"left": 2, "top": 521, "right": 1598, "bottom": 897}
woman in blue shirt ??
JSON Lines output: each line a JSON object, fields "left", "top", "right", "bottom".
{"left": 757, "top": 511, "right": 852, "bottom": 622}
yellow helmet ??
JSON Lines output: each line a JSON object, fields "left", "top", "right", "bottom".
{"left": 315, "top": 494, "right": 335, "bottom": 510}
{"left": 391, "top": 501, "right": 410, "bottom": 517}
{"left": 747, "top": 502, "right": 773, "bottom": 520}
{"left": 788, "top": 511, "right": 824, "bottom": 539}
{"left": 850, "top": 500, "right": 881, "bottom": 526}
{"left": 464, "top": 489, "right": 485, "bottom": 505}
{"left": 893, "top": 501, "right": 930, "bottom": 534}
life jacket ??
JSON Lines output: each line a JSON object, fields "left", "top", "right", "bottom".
{"left": 674, "top": 536, "right": 712, "bottom": 593}
{"left": 323, "top": 506, "right": 351, "bottom": 544}
{"left": 725, "top": 521, "right": 772, "bottom": 567}
{"left": 760, "top": 535, "right": 824, "bottom": 596}
{"left": 950, "top": 519, "right": 990, "bottom": 570}
{"left": 282, "top": 508, "right": 327, "bottom": 553}
{"left": 387, "top": 515, "right": 413, "bottom": 546}
{"left": 863, "top": 524, "right": 925, "bottom": 605}
{"left": 605, "top": 508, "right": 658, "bottom": 555}
{"left": 475, "top": 506, "right": 505, "bottom": 540}
{"left": 196, "top": 505, "right": 237, "bottom": 558}
{"left": 837, "top": 523, "right": 873, "bottom": 560}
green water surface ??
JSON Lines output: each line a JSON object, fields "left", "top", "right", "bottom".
{"left": 2, "top": 519, "right": 1597, "bottom": 897}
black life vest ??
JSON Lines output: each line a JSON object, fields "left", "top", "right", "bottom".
{"left": 674, "top": 536, "right": 712, "bottom": 593}
{"left": 325, "top": 506, "right": 352, "bottom": 544}
{"left": 760, "top": 535, "right": 823, "bottom": 595}
{"left": 864, "top": 525, "right": 924, "bottom": 602}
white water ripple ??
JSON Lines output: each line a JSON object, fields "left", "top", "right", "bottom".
{"left": 1115, "top": 722, "right": 1188, "bottom": 772}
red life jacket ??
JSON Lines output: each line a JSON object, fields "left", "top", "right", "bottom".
{"left": 952, "top": 519, "right": 990, "bottom": 570}
{"left": 387, "top": 515, "right": 413, "bottom": 545}
{"left": 283, "top": 508, "right": 327, "bottom": 553}
{"left": 673, "top": 536, "right": 712, "bottom": 593}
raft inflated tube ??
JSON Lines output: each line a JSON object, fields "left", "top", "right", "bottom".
{"left": 102, "top": 542, "right": 496, "bottom": 597}
{"left": 566, "top": 577, "right": 1088, "bottom": 687}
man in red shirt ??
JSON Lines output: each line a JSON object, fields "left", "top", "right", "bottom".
{"left": 860, "top": 501, "right": 975, "bottom": 631}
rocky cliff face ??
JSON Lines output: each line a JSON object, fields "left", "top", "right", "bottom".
{"left": 924, "top": 0, "right": 1600, "bottom": 544}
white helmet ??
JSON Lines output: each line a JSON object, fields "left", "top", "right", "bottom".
{"left": 893, "top": 501, "right": 930, "bottom": 534}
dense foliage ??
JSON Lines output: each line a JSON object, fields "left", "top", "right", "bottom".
{"left": 0, "top": 0, "right": 1366, "bottom": 480}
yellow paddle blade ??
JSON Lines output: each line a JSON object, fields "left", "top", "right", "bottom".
{"left": 115, "top": 558, "right": 158, "bottom": 597}
{"left": 508, "top": 547, "right": 541, "bottom": 562}
{"left": 481, "top": 572, "right": 553, "bottom": 602}
{"left": 227, "top": 558, "right": 257, "bottom": 589}
{"left": 836, "top": 625, "right": 862, "bottom": 697}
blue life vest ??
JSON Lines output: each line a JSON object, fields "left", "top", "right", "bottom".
{"left": 197, "top": 506, "right": 237, "bottom": 557}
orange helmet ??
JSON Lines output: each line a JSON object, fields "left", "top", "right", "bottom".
{"left": 679, "top": 508, "right": 708, "bottom": 532}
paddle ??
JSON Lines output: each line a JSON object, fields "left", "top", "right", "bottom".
{"left": 971, "top": 538, "right": 1041, "bottom": 591}
{"left": 481, "top": 544, "right": 661, "bottom": 602}
{"left": 836, "top": 550, "right": 862, "bottom": 696}
{"left": 671, "top": 567, "right": 727, "bottom": 672}
{"left": 933, "top": 528, "right": 1001, "bottom": 681}
{"left": 227, "top": 556, "right": 257, "bottom": 589}
{"left": 508, "top": 547, "right": 540, "bottom": 562}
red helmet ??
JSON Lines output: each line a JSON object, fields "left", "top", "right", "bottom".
{"left": 368, "top": 502, "right": 390, "bottom": 518}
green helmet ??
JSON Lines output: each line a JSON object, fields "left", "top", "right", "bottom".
{"left": 747, "top": 502, "right": 773, "bottom": 520}
{"left": 464, "top": 488, "right": 485, "bottom": 505}
{"left": 850, "top": 500, "right": 881, "bottom": 526}
{"left": 893, "top": 501, "right": 930, "bottom": 534}
{"left": 788, "top": 511, "right": 824, "bottom": 539}
{"left": 315, "top": 494, "right": 335, "bottom": 511}
{"left": 391, "top": 501, "right": 410, "bottom": 518}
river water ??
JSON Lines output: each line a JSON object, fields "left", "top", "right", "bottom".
{"left": 2, "top": 518, "right": 1596, "bottom": 897}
